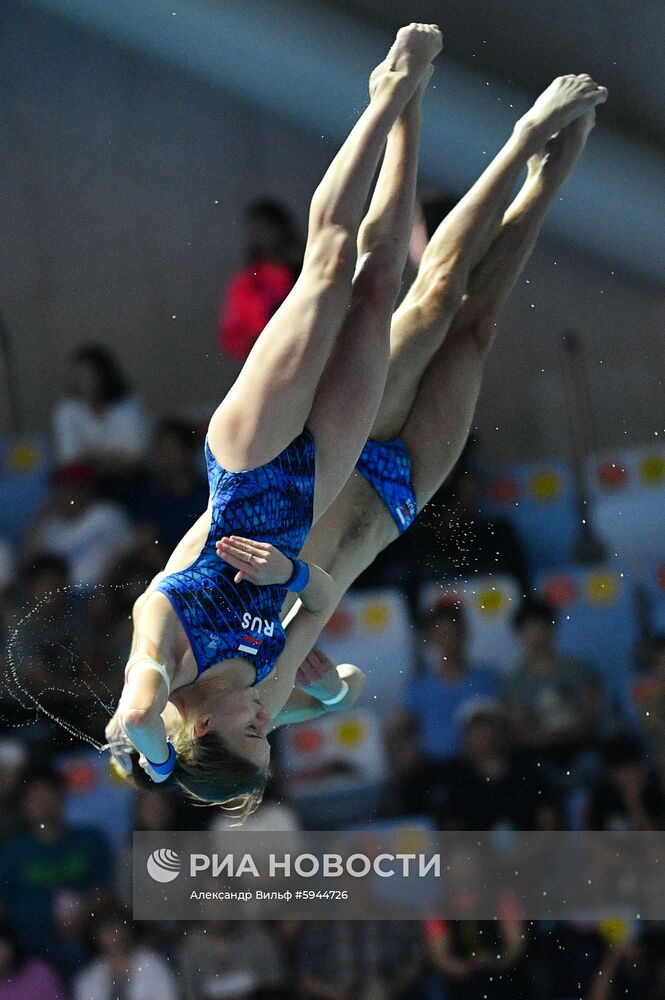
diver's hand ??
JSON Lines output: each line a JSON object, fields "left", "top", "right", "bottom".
{"left": 105, "top": 713, "right": 124, "bottom": 744}
{"left": 118, "top": 708, "right": 172, "bottom": 783}
{"left": 295, "top": 649, "right": 347, "bottom": 703}
{"left": 137, "top": 752, "right": 171, "bottom": 784}
{"left": 215, "top": 535, "right": 294, "bottom": 586}
{"left": 105, "top": 713, "right": 132, "bottom": 776}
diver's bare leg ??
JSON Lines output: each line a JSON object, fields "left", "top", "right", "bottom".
{"left": 208, "top": 25, "right": 441, "bottom": 472}
{"left": 309, "top": 78, "right": 429, "bottom": 517}
{"left": 372, "top": 74, "right": 607, "bottom": 439}
{"left": 402, "top": 112, "right": 598, "bottom": 504}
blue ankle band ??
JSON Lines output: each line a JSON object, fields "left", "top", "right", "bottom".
{"left": 286, "top": 558, "right": 310, "bottom": 593}
{"left": 146, "top": 739, "right": 176, "bottom": 776}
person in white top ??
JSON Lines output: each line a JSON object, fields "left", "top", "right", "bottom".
{"left": 23, "top": 465, "right": 135, "bottom": 587}
{"left": 73, "top": 910, "right": 179, "bottom": 1000}
{"left": 53, "top": 345, "right": 150, "bottom": 473}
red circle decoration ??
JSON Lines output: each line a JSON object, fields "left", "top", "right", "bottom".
{"left": 542, "top": 575, "right": 578, "bottom": 609}
{"left": 62, "top": 761, "right": 97, "bottom": 792}
{"left": 324, "top": 608, "right": 353, "bottom": 637}
{"left": 489, "top": 477, "right": 519, "bottom": 506}
{"left": 293, "top": 728, "right": 323, "bottom": 754}
{"left": 598, "top": 462, "right": 627, "bottom": 489}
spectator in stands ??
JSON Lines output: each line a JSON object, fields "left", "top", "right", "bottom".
{"left": 85, "top": 554, "right": 161, "bottom": 682}
{"left": 298, "top": 921, "right": 424, "bottom": 999}
{"left": 114, "top": 789, "right": 180, "bottom": 909}
{"left": 633, "top": 634, "right": 665, "bottom": 745}
{"left": 217, "top": 200, "right": 301, "bottom": 362}
{"left": 386, "top": 602, "right": 500, "bottom": 786}
{"left": 9, "top": 555, "right": 93, "bottom": 700}
{"left": 587, "top": 925, "right": 665, "bottom": 1000}
{"left": 74, "top": 908, "right": 178, "bottom": 1000}
{"left": 504, "top": 598, "right": 602, "bottom": 775}
{"left": 22, "top": 464, "right": 135, "bottom": 587}
{"left": 53, "top": 345, "right": 148, "bottom": 465}
{"left": 0, "top": 766, "right": 112, "bottom": 972}
{"left": 128, "top": 420, "right": 208, "bottom": 553}
{"left": 425, "top": 911, "right": 525, "bottom": 1000}
{"left": 53, "top": 345, "right": 150, "bottom": 498}
{"left": 178, "top": 921, "right": 287, "bottom": 999}
{"left": 0, "top": 918, "right": 66, "bottom": 1000}
{"left": 0, "top": 742, "right": 27, "bottom": 844}
{"left": 402, "top": 701, "right": 557, "bottom": 830}
{"left": 529, "top": 923, "right": 607, "bottom": 999}
{"left": 587, "top": 736, "right": 665, "bottom": 831}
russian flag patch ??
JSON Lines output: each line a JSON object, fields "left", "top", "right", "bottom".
{"left": 396, "top": 498, "right": 416, "bottom": 526}
{"left": 238, "top": 634, "right": 262, "bottom": 657}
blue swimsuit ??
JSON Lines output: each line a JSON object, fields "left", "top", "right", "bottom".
{"left": 156, "top": 430, "right": 315, "bottom": 682}
{"left": 356, "top": 438, "right": 418, "bottom": 534}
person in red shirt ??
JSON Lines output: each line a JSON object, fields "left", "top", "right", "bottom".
{"left": 217, "top": 200, "right": 302, "bottom": 361}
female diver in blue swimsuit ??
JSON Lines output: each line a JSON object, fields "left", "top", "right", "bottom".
{"left": 215, "top": 80, "right": 608, "bottom": 734}
{"left": 106, "top": 25, "right": 443, "bottom": 817}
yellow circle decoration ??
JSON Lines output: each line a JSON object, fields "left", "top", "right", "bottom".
{"left": 597, "top": 920, "right": 631, "bottom": 945}
{"left": 395, "top": 827, "right": 429, "bottom": 855}
{"left": 585, "top": 571, "right": 619, "bottom": 606}
{"left": 475, "top": 588, "right": 505, "bottom": 615}
{"left": 335, "top": 719, "right": 364, "bottom": 747}
{"left": 530, "top": 470, "right": 562, "bottom": 503}
{"left": 639, "top": 455, "right": 665, "bottom": 487}
{"left": 6, "top": 442, "right": 41, "bottom": 474}
{"left": 363, "top": 603, "right": 391, "bottom": 631}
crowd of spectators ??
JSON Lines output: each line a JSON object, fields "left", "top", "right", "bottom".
{"left": 0, "top": 268, "right": 664, "bottom": 996}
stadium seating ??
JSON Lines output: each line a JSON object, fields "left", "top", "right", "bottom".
{"left": 58, "top": 748, "right": 134, "bottom": 843}
{"left": 535, "top": 564, "right": 639, "bottom": 703}
{"left": 277, "top": 706, "right": 388, "bottom": 827}
{"left": 317, "top": 588, "right": 416, "bottom": 720}
{"left": 278, "top": 592, "right": 393, "bottom": 826}
{"left": 586, "top": 446, "right": 665, "bottom": 571}
{"left": 0, "top": 434, "right": 51, "bottom": 547}
{"left": 419, "top": 574, "right": 523, "bottom": 674}
{"left": 481, "top": 460, "right": 579, "bottom": 573}
{"left": 638, "top": 556, "right": 665, "bottom": 634}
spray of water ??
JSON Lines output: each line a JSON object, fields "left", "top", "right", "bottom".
{"left": 4, "top": 581, "right": 132, "bottom": 756}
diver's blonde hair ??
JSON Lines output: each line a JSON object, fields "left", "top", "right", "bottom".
{"left": 110, "top": 730, "right": 267, "bottom": 824}
{"left": 171, "top": 729, "right": 267, "bottom": 823}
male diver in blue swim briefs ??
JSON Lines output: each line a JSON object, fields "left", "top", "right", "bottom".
{"left": 216, "top": 88, "right": 607, "bottom": 736}
{"left": 107, "top": 26, "right": 443, "bottom": 816}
